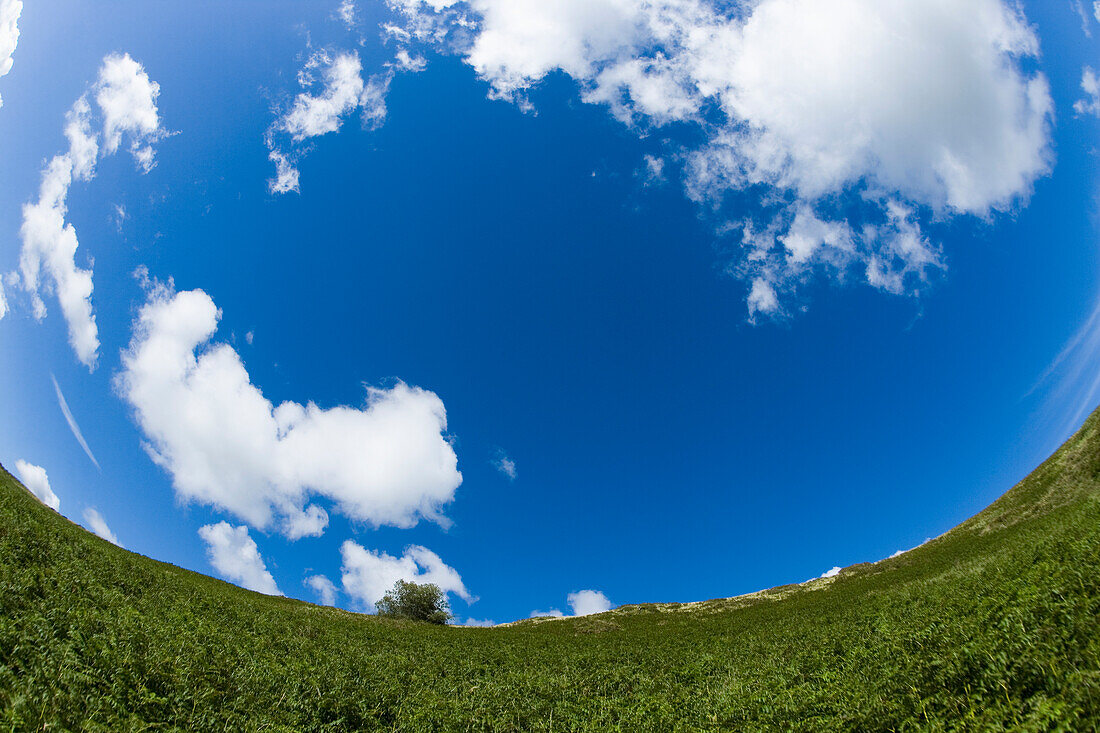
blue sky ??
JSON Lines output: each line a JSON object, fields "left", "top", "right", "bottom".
{"left": 0, "top": 0, "right": 1098, "bottom": 624}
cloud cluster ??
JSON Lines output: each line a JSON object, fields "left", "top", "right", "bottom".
{"left": 266, "top": 50, "right": 392, "bottom": 193}
{"left": 117, "top": 280, "right": 462, "bottom": 539}
{"left": 0, "top": 0, "right": 21, "bottom": 108}
{"left": 83, "top": 507, "right": 122, "bottom": 546}
{"left": 13, "top": 459, "right": 60, "bottom": 510}
{"left": 198, "top": 522, "right": 282, "bottom": 595}
{"left": 531, "top": 589, "right": 613, "bottom": 618}
{"left": 340, "top": 541, "right": 472, "bottom": 611}
{"left": 384, "top": 0, "right": 1052, "bottom": 316}
{"left": 17, "top": 54, "right": 165, "bottom": 368}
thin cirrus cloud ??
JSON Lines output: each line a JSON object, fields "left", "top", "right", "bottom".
{"left": 531, "top": 589, "right": 613, "bottom": 618}
{"left": 116, "top": 276, "right": 462, "bottom": 540}
{"left": 13, "top": 459, "right": 60, "bottom": 511}
{"left": 16, "top": 53, "right": 165, "bottom": 369}
{"left": 51, "top": 373, "right": 100, "bottom": 470}
{"left": 340, "top": 541, "right": 473, "bottom": 612}
{"left": 366, "top": 0, "right": 1053, "bottom": 319}
{"left": 198, "top": 522, "right": 282, "bottom": 596}
{"left": 0, "top": 0, "right": 21, "bottom": 109}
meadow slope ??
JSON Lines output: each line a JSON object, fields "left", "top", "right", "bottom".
{"left": 2, "top": 409, "right": 1100, "bottom": 730}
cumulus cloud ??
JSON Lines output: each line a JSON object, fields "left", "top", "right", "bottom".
{"left": 1075, "top": 67, "right": 1100, "bottom": 118}
{"left": 198, "top": 522, "right": 282, "bottom": 595}
{"left": 491, "top": 448, "right": 517, "bottom": 480}
{"left": 51, "top": 373, "right": 100, "bottom": 470}
{"left": 820, "top": 566, "right": 842, "bottom": 579}
{"left": 17, "top": 54, "right": 164, "bottom": 369}
{"left": 266, "top": 51, "right": 392, "bottom": 193}
{"left": 306, "top": 574, "right": 339, "bottom": 605}
{"left": 0, "top": 0, "right": 21, "bottom": 108}
{"left": 385, "top": 0, "right": 1052, "bottom": 317}
{"left": 82, "top": 507, "right": 122, "bottom": 546}
{"left": 0, "top": 279, "right": 7, "bottom": 320}
{"left": 13, "top": 460, "right": 61, "bottom": 510}
{"left": 462, "top": 617, "right": 495, "bottom": 627}
{"left": 531, "top": 589, "right": 613, "bottom": 618}
{"left": 117, "top": 279, "right": 462, "bottom": 539}
{"left": 340, "top": 541, "right": 472, "bottom": 611}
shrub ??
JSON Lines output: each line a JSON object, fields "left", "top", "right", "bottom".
{"left": 376, "top": 580, "right": 451, "bottom": 624}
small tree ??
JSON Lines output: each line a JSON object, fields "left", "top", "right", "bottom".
{"left": 376, "top": 580, "right": 451, "bottom": 624}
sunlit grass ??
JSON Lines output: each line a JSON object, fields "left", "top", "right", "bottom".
{"left": 1, "top": 411, "right": 1099, "bottom": 730}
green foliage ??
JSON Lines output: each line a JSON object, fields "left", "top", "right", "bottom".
{"left": 376, "top": 580, "right": 451, "bottom": 624}
{"left": 1, "top": 409, "right": 1100, "bottom": 730}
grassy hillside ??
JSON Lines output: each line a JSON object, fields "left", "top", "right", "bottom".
{"left": 2, "top": 412, "right": 1100, "bottom": 731}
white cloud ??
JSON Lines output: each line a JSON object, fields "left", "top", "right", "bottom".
{"left": 1096, "top": 1, "right": 1100, "bottom": 22}
{"left": 1073, "top": 0, "right": 1093, "bottom": 37}
{"left": 387, "top": 0, "right": 1052, "bottom": 317}
{"left": 491, "top": 448, "right": 517, "bottom": 480}
{"left": 117, "top": 280, "right": 462, "bottom": 538}
{"left": 96, "top": 53, "right": 165, "bottom": 170}
{"left": 746, "top": 278, "right": 779, "bottom": 320}
{"left": 1074, "top": 67, "right": 1100, "bottom": 118}
{"left": 13, "top": 460, "right": 60, "bottom": 510}
{"left": 267, "top": 51, "right": 392, "bottom": 193}
{"left": 641, "top": 154, "right": 665, "bottom": 185}
{"left": 51, "top": 373, "right": 100, "bottom": 470}
{"left": 283, "top": 51, "right": 368, "bottom": 141}
{"left": 17, "top": 54, "right": 164, "bottom": 369}
{"left": 338, "top": 0, "right": 356, "bottom": 28}
{"left": 462, "top": 617, "right": 495, "bottom": 627}
{"left": 306, "top": 574, "right": 338, "bottom": 605}
{"left": 198, "top": 521, "right": 282, "bottom": 595}
{"left": 393, "top": 48, "right": 427, "bottom": 72}
{"left": 0, "top": 0, "right": 21, "bottom": 108}
{"left": 267, "top": 149, "right": 300, "bottom": 195}
{"left": 0, "top": 279, "right": 7, "bottom": 320}
{"left": 820, "top": 566, "right": 842, "bottom": 579}
{"left": 531, "top": 589, "right": 613, "bottom": 618}
{"left": 567, "top": 589, "right": 613, "bottom": 616}
{"left": 529, "top": 608, "right": 566, "bottom": 618}
{"left": 82, "top": 507, "right": 122, "bottom": 546}
{"left": 340, "top": 541, "right": 472, "bottom": 611}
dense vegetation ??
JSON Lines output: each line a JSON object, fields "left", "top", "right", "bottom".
{"left": 1, "top": 409, "right": 1100, "bottom": 730}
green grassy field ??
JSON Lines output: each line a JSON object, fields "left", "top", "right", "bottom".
{"left": 2, "top": 411, "right": 1100, "bottom": 731}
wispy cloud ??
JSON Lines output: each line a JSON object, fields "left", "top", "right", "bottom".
{"left": 51, "top": 373, "right": 100, "bottom": 470}
{"left": 83, "top": 507, "right": 122, "bottom": 546}
{"left": 491, "top": 448, "right": 517, "bottom": 480}
{"left": 0, "top": 0, "right": 22, "bottom": 109}
{"left": 1027, "top": 294, "right": 1100, "bottom": 443}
